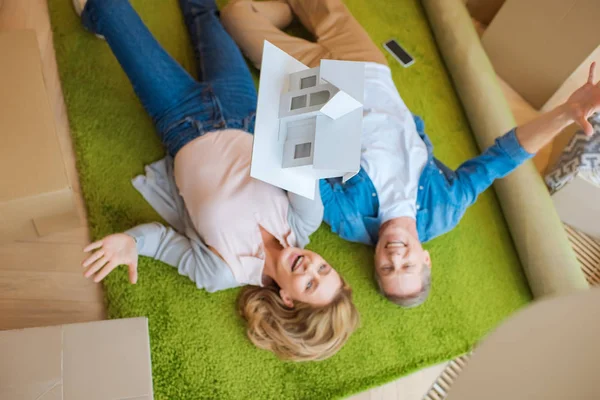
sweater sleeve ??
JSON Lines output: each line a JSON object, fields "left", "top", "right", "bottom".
{"left": 125, "top": 222, "right": 239, "bottom": 293}
{"left": 286, "top": 183, "right": 324, "bottom": 248}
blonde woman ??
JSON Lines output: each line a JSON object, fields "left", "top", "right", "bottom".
{"left": 75, "top": 0, "right": 358, "bottom": 361}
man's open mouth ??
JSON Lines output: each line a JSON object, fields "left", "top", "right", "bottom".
{"left": 385, "top": 241, "right": 407, "bottom": 249}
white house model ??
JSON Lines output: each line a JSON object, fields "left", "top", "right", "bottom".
{"left": 251, "top": 41, "right": 365, "bottom": 199}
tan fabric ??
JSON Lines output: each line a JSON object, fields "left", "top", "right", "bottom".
{"left": 220, "top": 0, "right": 388, "bottom": 68}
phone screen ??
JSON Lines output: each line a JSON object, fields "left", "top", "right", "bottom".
{"left": 384, "top": 40, "right": 414, "bottom": 65}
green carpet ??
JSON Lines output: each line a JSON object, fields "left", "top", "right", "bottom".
{"left": 48, "top": 0, "right": 532, "bottom": 398}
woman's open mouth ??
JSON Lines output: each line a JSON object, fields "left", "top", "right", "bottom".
{"left": 291, "top": 255, "right": 304, "bottom": 272}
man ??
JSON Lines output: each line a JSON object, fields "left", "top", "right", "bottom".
{"left": 221, "top": 0, "right": 600, "bottom": 307}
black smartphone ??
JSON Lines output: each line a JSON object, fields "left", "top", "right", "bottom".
{"left": 383, "top": 39, "right": 415, "bottom": 67}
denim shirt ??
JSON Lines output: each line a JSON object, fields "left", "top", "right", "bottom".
{"left": 320, "top": 116, "right": 534, "bottom": 245}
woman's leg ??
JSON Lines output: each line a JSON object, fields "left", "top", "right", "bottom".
{"left": 285, "top": 0, "right": 388, "bottom": 65}
{"left": 220, "top": 0, "right": 328, "bottom": 68}
{"left": 81, "top": 0, "right": 217, "bottom": 154}
{"left": 178, "top": 0, "right": 257, "bottom": 129}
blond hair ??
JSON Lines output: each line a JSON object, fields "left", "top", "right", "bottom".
{"left": 238, "top": 279, "right": 359, "bottom": 362}
{"left": 376, "top": 265, "right": 431, "bottom": 308}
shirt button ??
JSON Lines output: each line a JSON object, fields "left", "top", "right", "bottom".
{"left": 416, "top": 204, "right": 420, "bottom": 210}
{"left": 372, "top": 192, "right": 377, "bottom": 197}
{"left": 439, "top": 170, "right": 443, "bottom": 174}
{"left": 419, "top": 186, "right": 423, "bottom": 190}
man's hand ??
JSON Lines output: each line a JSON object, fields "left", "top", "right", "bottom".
{"left": 516, "top": 63, "right": 600, "bottom": 154}
{"left": 82, "top": 233, "right": 139, "bottom": 284}
{"left": 566, "top": 62, "right": 600, "bottom": 136}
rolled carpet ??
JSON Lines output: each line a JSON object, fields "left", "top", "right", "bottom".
{"left": 422, "top": 0, "right": 588, "bottom": 298}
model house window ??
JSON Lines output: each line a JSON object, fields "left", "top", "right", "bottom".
{"left": 309, "top": 90, "right": 330, "bottom": 106}
{"left": 290, "top": 95, "right": 307, "bottom": 110}
{"left": 294, "top": 142, "right": 312, "bottom": 159}
{"left": 300, "top": 75, "right": 317, "bottom": 89}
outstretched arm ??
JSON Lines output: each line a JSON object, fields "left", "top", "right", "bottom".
{"left": 452, "top": 63, "right": 599, "bottom": 207}
{"left": 82, "top": 223, "right": 238, "bottom": 292}
{"left": 516, "top": 63, "right": 600, "bottom": 154}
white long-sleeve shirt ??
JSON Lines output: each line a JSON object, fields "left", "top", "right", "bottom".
{"left": 360, "top": 63, "right": 428, "bottom": 223}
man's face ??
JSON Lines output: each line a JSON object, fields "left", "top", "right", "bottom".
{"left": 374, "top": 223, "right": 431, "bottom": 297}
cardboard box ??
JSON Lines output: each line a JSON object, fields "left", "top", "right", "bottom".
{"left": 0, "top": 318, "right": 154, "bottom": 400}
{"left": 252, "top": 41, "right": 364, "bottom": 199}
{"left": 482, "top": 0, "right": 600, "bottom": 110}
{"left": 541, "top": 46, "right": 600, "bottom": 112}
{"left": 0, "top": 30, "right": 78, "bottom": 242}
{"left": 551, "top": 175, "right": 600, "bottom": 240}
{"left": 446, "top": 289, "right": 600, "bottom": 400}
{"left": 466, "top": 0, "right": 506, "bottom": 25}
{"left": 546, "top": 118, "right": 600, "bottom": 240}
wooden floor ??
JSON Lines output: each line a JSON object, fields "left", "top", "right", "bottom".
{"left": 0, "top": 0, "right": 105, "bottom": 331}
{"left": 0, "top": 1, "right": 589, "bottom": 400}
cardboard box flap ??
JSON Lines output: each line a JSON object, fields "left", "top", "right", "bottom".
{"left": 482, "top": 0, "right": 600, "bottom": 108}
{"left": 63, "top": 318, "right": 153, "bottom": 400}
{"left": 0, "top": 326, "right": 63, "bottom": 400}
{"left": 552, "top": 175, "right": 600, "bottom": 239}
{"left": 0, "top": 30, "right": 70, "bottom": 202}
{"left": 0, "top": 318, "right": 153, "bottom": 400}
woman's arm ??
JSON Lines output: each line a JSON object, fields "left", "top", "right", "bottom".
{"left": 516, "top": 63, "right": 600, "bottom": 154}
{"left": 287, "top": 184, "right": 325, "bottom": 247}
{"left": 82, "top": 222, "right": 238, "bottom": 292}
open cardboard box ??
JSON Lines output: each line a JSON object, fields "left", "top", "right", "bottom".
{"left": 465, "top": 0, "right": 506, "bottom": 25}
{"left": 0, "top": 30, "right": 79, "bottom": 242}
{"left": 482, "top": 0, "right": 600, "bottom": 110}
{"left": 0, "top": 318, "right": 154, "bottom": 400}
{"left": 545, "top": 118, "right": 600, "bottom": 240}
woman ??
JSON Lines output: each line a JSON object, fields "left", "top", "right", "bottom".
{"left": 75, "top": 0, "right": 359, "bottom": 361}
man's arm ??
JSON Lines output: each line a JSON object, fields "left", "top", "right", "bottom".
{"left": 454, "top": 63, "right": 600, "bottom": 206}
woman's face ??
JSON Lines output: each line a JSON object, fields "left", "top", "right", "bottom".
{"left": 273, "top": 247, "right": 342, "bottom": 307}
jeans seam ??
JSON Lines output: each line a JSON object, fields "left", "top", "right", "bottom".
{"left": 209, "top": 89, "right": 227, "bottom": 129}
{"left": 163, "top": 116, "right": 196, "bottom": 136}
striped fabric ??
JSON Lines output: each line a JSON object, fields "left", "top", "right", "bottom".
{"left": 423, "top": 224, "right": 600, "bottom": 400}
{"left": 545, "top": 116, "right": 600, "bottom": 193}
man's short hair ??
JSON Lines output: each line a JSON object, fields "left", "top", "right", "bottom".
{"left": 375, "top": 265, "right": 431, "bottom": 308}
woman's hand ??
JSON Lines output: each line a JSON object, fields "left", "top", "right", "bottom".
{"left": 566, "top": 62, "right": 600, "bottom": 136}
{"left": 82, "top": 233, "right": 139, "bottom": 284}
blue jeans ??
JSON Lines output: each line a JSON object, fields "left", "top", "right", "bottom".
{"left": 81, "top": 0, "right": 257, "bottom": 156}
